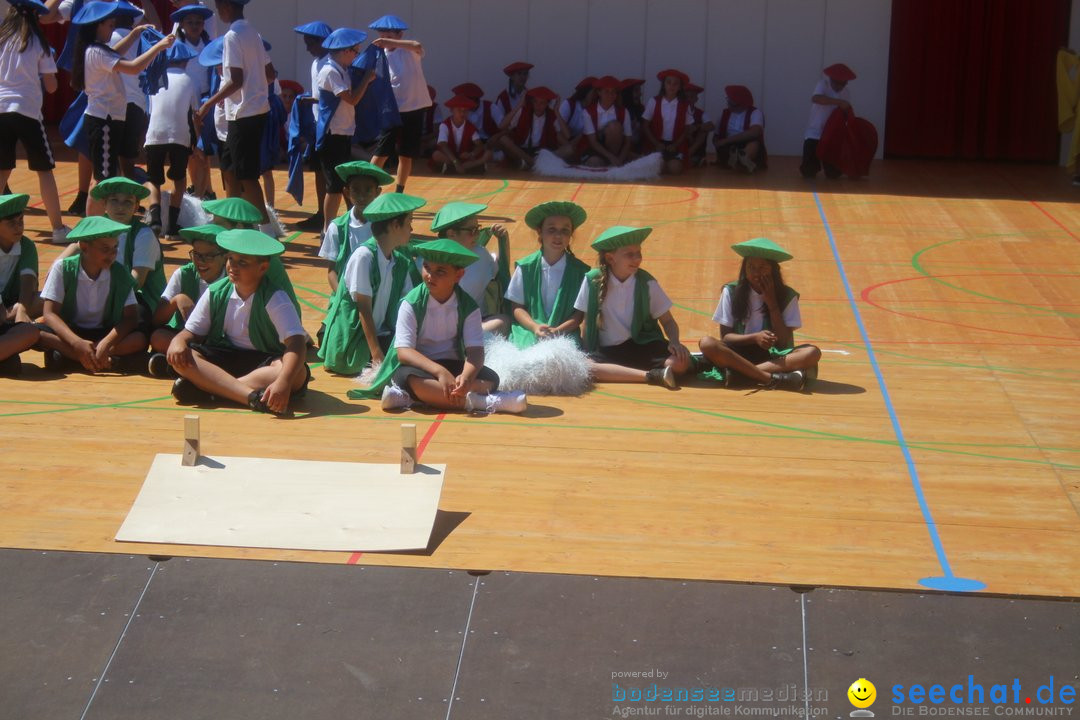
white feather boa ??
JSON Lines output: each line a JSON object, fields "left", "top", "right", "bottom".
{"left": 161, "top": 194, "right": 286, "bottom": 238}
{"left": 532, "top": 149, "right": 663, "bottom": 181}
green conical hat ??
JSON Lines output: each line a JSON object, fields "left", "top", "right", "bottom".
{"left": 362, "top": 193, "right": 426, "bottom": 223}
{"left": 731, "top": 237, "right": 792, "bottom": 263}
{"left": 524, "top": 201, "right": 587, "bottom": 230}
{"left": 178, "top": 224, "right": 227, "bottom": 243}
{"left": 202, "top": 197, "right": 263, "bottom": 224}
{"left": 591, "top": 225, "right": 652, "bottom": 252}
{"left": 216, "top": 229, "right": 285, "bottom": 257}
{"left": 413, "top": 238, "right": 478, "bottom": 267}
{"left": 68, "top": 215, "right": 132, "bottom": 242}
{"left": 335, "top": 160, "right": 394, "bottom": 185}
{"left": 0, "top": 193, "right": 30, "bottom": 218}
{"left": 90, "top": 176, "right": 151, "bottom": 200}
{"left": 430, "top": 202, "right": 486, "bottom": 232}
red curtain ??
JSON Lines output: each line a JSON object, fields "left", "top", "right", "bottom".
{"left": 885, "top": 0, "right": 1069, "bottom": 162}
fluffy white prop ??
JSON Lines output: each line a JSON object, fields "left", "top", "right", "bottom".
{"left": 483, "top": 334, "right": 592, "bottom": 396}
{"left": 532, "top": 149, "right": 663, "bottom": 182}
{"left": 356, "top": 361, "right": 381, "bottom": 387}
{"left": 160, "top": 192, "right": 212, "bottom": 229}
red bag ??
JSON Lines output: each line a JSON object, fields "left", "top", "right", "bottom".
{"left": 817, "top": 109, "right": 878, "bottom": 178}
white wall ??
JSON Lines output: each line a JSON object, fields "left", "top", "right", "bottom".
{"left": 249, "top": 0, "right": 893, "bottom": 157}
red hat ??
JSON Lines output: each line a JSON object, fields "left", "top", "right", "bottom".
{"left": 685, "top": 82, "right": 704, "bottom": 94}
{"left": 279, "top": 79, "right": 304, "bottom": 95}
{"left": 620, "top": 78, "right": 644, "bottom": 89}
{"left": 526, "top": 86, "right": 556, "bottom": 102}
{"left": 445, "top": 94, "right": 477, "bottom": 110}
{"left": 503, "top": 61, "right": 534, "bottom": 75}
{"left": 452, "top": 82, "right": 484, "bottom": 99}
{"left": 428, "top": 84, "right": 437, "bottom": 100}
{"left": 823, "top": 63, "right": 856, "bottom": 82}
{"left": 594, "top": 75, "right": 620, "bottom": 90}
{"left": 725, "top": 84, "right": 753, "bottom": 107}
{"left": 656, "top": 68, "right": 689, "bottom": 86}
{"left": 576, "top": 76, "right": 597, "bottom": 90}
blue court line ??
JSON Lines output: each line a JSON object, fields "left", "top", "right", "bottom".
{"left": 813, "top": 191, "right": 985, "bottom": 593}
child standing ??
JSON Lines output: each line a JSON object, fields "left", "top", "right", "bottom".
{"left": 318, "top": 192, "right": 422, "bottom": 375}
{"left": 38, "top": 215, "right": 147, "bottom": 373}
{"left": 0, "top": 193, "right": 39, "bottom": 374}
{"left": 573, "top": 225, "right": 691, "bottom": 388}
{"left": 505, "top": 201, "right": 590, "bottom": 348}
{"left": 350, "top": 238, "right": 526, "bottom": 415}
{"left": 801, "top": 63, "right": 855, "bottom": 179}
{"left": 171, "top": 4, "right": 214, "bottom": 199}
{"left": 291, "top": 18, "right": 331, "bottom": 232}
{"left": 431, "top": 95, "right": 491, "bottom": 174}
{"left": 697, "top": 238, "right": 819, "bottom": 390}
{"left": 640, "top": 69, "right": 693, "bottom": 175}
{"left": 167, "top": 229, "right": 309, "bottom": 416}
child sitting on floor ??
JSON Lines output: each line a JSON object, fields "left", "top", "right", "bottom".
{"left": 573, "top": 225, "right": 692, "bottom": 388}
{"left": 431, "top": 95, "right": 491, "bottom": 175}
{"left": 38, "top": 216, "right": 147, "bottom": 373}
{"left": 167, "top": 229, "right": 309, "bottom": 416}
{"left": 347, "top": 238, "right": 526, "bottom": 414}
{"left": 0, "top": 193, "right": 40, "bottom": 375}
{"left": 697, "top": 238, "right": 819, "bottom": 391}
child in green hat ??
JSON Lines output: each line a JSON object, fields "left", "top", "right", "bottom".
{"left": 429, "top": 201, "right": 510, "bottom": 336}
{"left": 318, "top": 161, "right": 394, "bottom": 295}
{"left": 37, "top": 216, "right": 147, "bottom": 373}
{"left": 317, "top": 193, "right": 422, "bottom": 375}
{"left": 347, "top": 238, "right": 526, "bottom": 414}
{"left": 166, "top": 229, "right": 309, "bottom": 416}
{"left": 698, "top": 238, "right": 819, "bottom": 390}
{"left": 572, "top": 225, "right": 692, "bottom": 388}
{"left": 147, "top": 223, "right": 228, "bottom": 377}
{"left": 0, "top": 194, "right": 40, "bottom": 374}
{"left": 505, "top": 200, "right": 591, "bottom": 348}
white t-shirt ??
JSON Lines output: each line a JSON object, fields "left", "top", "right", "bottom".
{"left": 573, "top": 272, "right": 672, "bottom": 347}
{"left": 455, "top": 242, "right": 496, "bottom": 308}
{"left": 642, "top": 96, "right": 694, "bottom": 142}
{"left": 386, "top": 46, "right": 431, "bottom": 113}
{"left": 582, "top": 104, "right": 631, "bottom": 137}
{"left": 0, "top": 36, "right": 57, "bottom": 120}
{"left": 507, "top": 109, "right": 549, "bottom": 148}
{"left": 318, "top": 213, "right": 372, "bottom": 262}
{"left": 185, "top": 286, "right": 304, "bottom": 350}
{"left": 490, "top": 87, "right": 524, "bottom": 127}
{"left": 180, "top": 36, "right": 211, "bottom": 96}
{"left": 0, "top": 241, "right": 35, "bottom": 292}
{"left": 40, "top": 261, "right": 137, "bottom": 329}
{"left": 146, "top": 67, "right": 199, "bottom": 146}
{"left": 504, "top": 254, "right": 565, "bottom": 318}
{"left": 342, "top": 244, "right": 413, "bottom": 332}
{"left": 317, "top": 58, "right": 355, "bottom": 136}
{"left": 712, "top": 284, "right": 801, "bottom": 333}
{"left": 394, "top": 292, "right": 483, "bottom": 360}
{"left": 83, "top": 44, "right": 126, "bottom": 120}
{"left": 437, "top": 119, "right": 467, "bottom": 147}
{"left": 221, "top": 19, "right": 270, "bottom": 121}
{"left": 118, "top": 226, "right": 161, "bottom": 271}
{"left": 559, "top": 98, "right": 585, "bottom": 136}
{"left": 724, "top": 108, "right": 764, "bottom": 138}
{"left": 161, "top": 266, "right": 224, "bottom": 302}
{"left": 111, "top": 29, "right": 147, "bottom": 111}
{"left": 805, "top": 78, "right": 850, "bottom": 140}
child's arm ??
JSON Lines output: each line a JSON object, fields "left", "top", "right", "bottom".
{"left": 656, "top": 310, "right": 690, "bottom": 365}
{"left": 196, "top": 67, "right": 240, "bottom": 124}
{"left": 17, "top": 273, "right": 38, "bottom": 321}
{"left": 720, "top": 325, "right": 777, "bottom": 349}
{"left": 497, "top": 97, "right": 527, "bottom": 132}
{"left": 550, "top": 310, "right": 584, "bottom": 337}
{"left": 93, "top": 304, "right": 139, "bottom": 365}
{"left": 552, "top": 103, "right": 572, "bottom": 144}
{"left": 811, "top": 92, "right": 851, "bottom": 111}
{"left": 758, "top": 273, "right": 794, "bottom": 348}
{"left": 131, "top": 267, "right": 150, "bottom": 289}
{"left": 371, "top": 38, "right": 423, "bottom": 56}
{"left": 115, "top": 34, "right": 176, "bottom": 76}
{"left": 353, "top": 293, "right": 385, "bottom": 364}
{"left": 42, "top": 299, "right": 100, "bottom": 371}
{"left": 339, "top": 70, "right": 376, "bottom": 106}
{"left": 152, "top": 294, "right": 195, "bottom": 327}
{"left": 398, "top": 346, "right": 456, "bottom": 398}
{"left": 167, "top": 328, "right": 200, "bottom": 370}
{"left": 260, "top": 334, "right": 305, "bottom": 415}
{"left": 452, "top": 345, "right": 483, "bottom": 397}
{"left": 110, "top": 25, "right": 153, "bottom": 55}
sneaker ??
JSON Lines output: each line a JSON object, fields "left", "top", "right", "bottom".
{"left": 295, "top": 213, "right": 325, "bottom": 232}
{"left": 802, "top": 364, "right": 819, "bottom": 390}
{"left": 247, "top": 388, "right": 294, "bottom": 417}
{"left": 50, "top": 226, "right": 71, "bottom": 244}
{"left": 380, "top": 383, "right": 413, "bottom": 411}
{"left": 464, "top": 390, "right": 527, "bottom": 414}
{"left": 171, "top": 377, "right": 206, "bottom": 404}
{"left": 767, "top": 370, "right": 804, "bottom": 391}
{"left": 0, "top": 353, "right": 21, "bottom": 376}
{"left": 147, "top": 352, "right": 171, "bottom": 378}
{"left": 201, "top": 190, "right": 217, "bottom": 201}
{"left": 738, "top": 150, "right": 757, "bottom": 174}
{"left": 43, "top": 349, "right": 65, "bottom": 372}
{"left": 645, "top": 366, "right": 678, "bottom": 389}
{"left": 726, "top": 149, "right": 738, "bottom": 169}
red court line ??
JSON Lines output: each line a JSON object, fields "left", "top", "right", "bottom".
{"left": 1030, "top": 201, "right": 1079, "bottom": 242}
{"left": 569, "top": 182, "right": 584, "bottom": 203}
{"left": 346, "top": 412, "right": 448, "bottom": 565}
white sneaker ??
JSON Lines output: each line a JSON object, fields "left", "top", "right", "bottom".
{"left": 380, "top": 384, "right": 413, "bottom": 411}
{"left": 738, "top": 150, "right": 757, "bottom": 174}
{"left": 464, "top": 390, "right": 527, "bottom": 414}
{"left": 50, "top": 226, "right": 71, "bottom": 244}
{"left": 726, "top": 148, "right": 738, "bottom": 169}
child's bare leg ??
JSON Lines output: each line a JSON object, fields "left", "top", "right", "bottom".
{"left": 173, "top": 352, "right": 256, "bottom": 405}
{"left": 664, "top": 350, "right": 692, "bottom": 375}
{"left": 588, "top": 361, "right": 647, "bottom": 383}
{"left": 239, "top": 177, "right": 269, "bottom": 224}
{"left": 261, "top": 170, "right": 275, "bottom": 207}
{"left": 190, "top": 148, "right": 210, "bottom": 196}
{"left": 150, "top": 328, "right": 177, "bottom": 353}
{"left": 664, "top": 157, "right": 685, "bottom": 175}
{"left": 0, "top": 323, "right": 39, "bottom": 359}
{"left": 322, "top": 192, "right": 342, "bottom": 233}
{"left": 35, "top": 171, "right": 65, "bottom": 231}
{"left": 461, "top": 149, "right": 491, "bottom": 172}
{"left": 405, "top": 376, "right": 495, "bottom": 411}
{"left": 499, "top": 136, "right": 532, "bottom": 168}
{"left": 236, "top": 359, "right": 308, "bottom": 395}
{"left": 698, "top": 336, "right": 771, "bottom": 383}
{"left": 755, "top": 345, "right": 821, "bottom": 374}
{"left": 110, "top": 331, "right": 148, "bottom": 357}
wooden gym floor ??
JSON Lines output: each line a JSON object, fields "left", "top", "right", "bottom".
{"left": 1, "top": 154, "right": 1078, "bottom": 599}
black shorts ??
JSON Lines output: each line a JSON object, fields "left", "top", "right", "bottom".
{"left": 122, "top": 103, "right": 148, "bottom": 159}
{"left": 590, "top": 338, "right": 670, "bottom": 370}
{"left": 373, "top": 107, "right": 427, "bottom": 159}
{"left": 0, "top": 112, "right": 56, "bottom": 171}
{"left": 190, "top": 342, "right": 276, "bottom": 378}
{"left": 145, "top": 144, "right": 192, "bottom": 186}
{"left": 318, "top": 135, "right": 352, "bottom": 193}
{"left": 85, "top": 114, "right": 127, "bottom": 181}
{"left": 392, "top": 357, "right": 500, "bottom": 399}
{"left": 221, "top": 113, "right": 267, "bottom": 180}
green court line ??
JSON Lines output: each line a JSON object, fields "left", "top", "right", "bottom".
{"left": 292, "top": 283, "right": 332, "bottom": 300}
{"left": 448, "top": 179, "right": 510, "bottom": 203}
{"left": 0, "top": 395, "right": 171, "bottom": 419}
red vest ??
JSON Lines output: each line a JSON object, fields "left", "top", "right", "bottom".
{"left": 644, "top": 96, "right": 689, "bottom": 153}
{"left": 692, "top": 106, "right": 704, "bottom": 125}
{"left": 481, "top": 100, "right": 499, "bottom": 137}
{"left": 496, "top": 89, "right": 521, "bottom": 116}
{"left": 584, "top": 101, "right": 626, "bottom": 134}
{"left": 512, "top": 108, "right": 558, "bottom": 149}
{"left": 718, "top": 106, "right": 768, "bottom": 166}
{"left": 441, "top": 117, "right": 479, "bottom": 156}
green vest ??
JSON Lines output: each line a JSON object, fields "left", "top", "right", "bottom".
{"left": 324, "top": 212, "right": 368, "bottom": 319}
{"left": 317, "top": 238, "right": 421, "bottom": 375}
{"left": 205, "top": 275, "right": 289, "bottom": 354}
{"left": 1, "top": 236, "right": 37, "bottom": 307}
{"left": 268, "top": 255, "right": 302, "bottom": 320}
{"left": 582, "top": 268, "right": 665, "bottom": 352}
{"left": 165, "top": 264, "right": 224, "bottom": 330}
{"left": 508, "top": 250, "right": 589, "bottom": 349}
{"left": 347, "top": 282, "right": 478, "bottom": 399}
{"left": 723, "top": 280, "right": 799, "bottom": 357}
{"left": 123, "top": 221, "right": 167, "bottom": 310}
{"left": 60, "top": 255, "right": 134, "bottom": 328}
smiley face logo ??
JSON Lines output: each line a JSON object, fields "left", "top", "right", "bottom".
{"left": 848, "top": 679, "right": 877, "bottom": 709}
